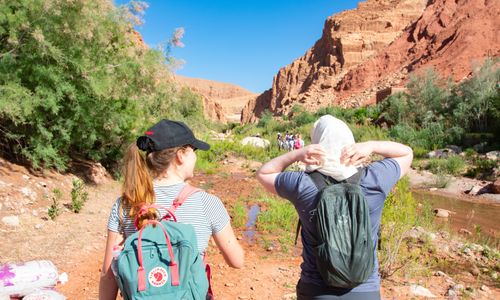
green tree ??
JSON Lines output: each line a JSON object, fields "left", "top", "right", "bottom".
{"left": 0, "top": 0, "right": 204, "bottom": 170}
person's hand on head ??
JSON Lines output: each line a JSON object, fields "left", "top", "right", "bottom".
{"left": 299, "top": 144, "right": 325, "bottom": 165}
{"left": 340, "top": 142, "right": 373, "bottom": 166}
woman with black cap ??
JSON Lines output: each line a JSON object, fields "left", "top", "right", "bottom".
{"left": 99, "top": 119, "right": 244, "bottom": 300}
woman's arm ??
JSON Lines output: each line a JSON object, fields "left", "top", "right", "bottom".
{"left": 340, "top": 141, "right": 413, "bottom": 178}
{"left": 212, "top": 224, "right": 244, "bottom": 268}
{"left": 98, "top": 230, "right": 122, "bottom": 300}
{"left": 256, "top": 145, "right": 326, "bottom": 194}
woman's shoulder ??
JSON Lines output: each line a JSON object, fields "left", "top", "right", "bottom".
{"left": 192, "top": 188, "right": 220, "bottom": 202}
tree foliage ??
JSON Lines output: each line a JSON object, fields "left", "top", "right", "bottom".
{"left": 0, "top": 0, "right": 204, "bottom": 170}
{"left": 378, "top": 60, "right": 499, "bottom": 150}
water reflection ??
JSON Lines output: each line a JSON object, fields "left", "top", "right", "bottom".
{"left": 413, "top": 191, "right": 500, "bottom": 247}
{"left": 243, "top": 204, "right": 260, "bottom": 244}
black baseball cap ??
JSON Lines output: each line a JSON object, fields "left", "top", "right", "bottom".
{"left": 136, "top": 119, "right": 210, "bottom": 153}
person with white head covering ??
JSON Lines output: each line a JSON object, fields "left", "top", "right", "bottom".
{"left": 257, "top": 115, "right": 413, "bottom": 300}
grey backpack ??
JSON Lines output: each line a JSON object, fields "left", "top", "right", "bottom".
{"left": 300, "top": 169, "right": 374, "bottom": 288}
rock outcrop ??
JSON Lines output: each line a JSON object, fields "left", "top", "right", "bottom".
{"left": 242, "top": 0, "right": 500, "bottom": 122}
{"left": 174, "top": 75, "right": 257, "bottom": 123}
{"left": 242, "top": 0, "right": 427, "bottom": 122}
{"left": 334, "top": 0, "right": 500, "bottom": 106}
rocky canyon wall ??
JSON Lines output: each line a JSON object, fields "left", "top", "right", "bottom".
{"left": 242, "top": 0, "right": 500, "bottom": 123}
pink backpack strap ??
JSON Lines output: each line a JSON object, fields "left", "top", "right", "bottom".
{"left": 168, "top": 184, "right": 201, "bottom": 214}
{"left": 136, "top": 220, "right": 179, "bottom": 290}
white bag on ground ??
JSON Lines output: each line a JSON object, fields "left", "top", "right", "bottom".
{"left": 23, "top": 288, "right": 66, "bottom": 300}
{"left": 0, "top": 260, "right": 59, "bottom": 297}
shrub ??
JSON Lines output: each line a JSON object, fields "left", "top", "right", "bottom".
{"left": 445, "top": 156, "right": 465, "bottom": 176}
{"left": 71, "top": 178, "right": 88, "bottom": 213}
{"left": 379, "top": 177, "right": 436, "bottom": 278}
{"left": 257, "top": 110, "right": 273, "bottom": 128}
{"left": 293, "top": 111, "right": 316, "bottom": 127}
{"left": 48, "top": 188, "right": 62, "bottom": 220}
{"left": 351, "top": 124, "right": 389, "bottom": 142}
{"left": 0, "top": 0, "right": 204, "bottom": 170}
{"left": 432, "top": 173, "right": 451, "bottom": 188}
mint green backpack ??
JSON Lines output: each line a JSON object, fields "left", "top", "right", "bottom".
{"left": 114, "top": 186, "right": 209, "bottom": 300}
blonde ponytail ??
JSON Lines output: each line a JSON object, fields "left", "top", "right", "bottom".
{"left": 121, "top": 143, "right": 155, "bottom": 221}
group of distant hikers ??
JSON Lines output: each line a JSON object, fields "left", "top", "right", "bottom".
{"left": 277, "top": 131, "right": 304, "bottom": 151}
{"left": 99, "top": 115, "right": 412, "bottom": 300}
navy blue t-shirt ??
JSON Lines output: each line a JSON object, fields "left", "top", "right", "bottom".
{"left": 275, "top": 158, "right": 400, "bottom": 292}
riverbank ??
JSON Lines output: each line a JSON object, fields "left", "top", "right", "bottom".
{"left": 407, "top": 168, "right": 500, "bottom": 203}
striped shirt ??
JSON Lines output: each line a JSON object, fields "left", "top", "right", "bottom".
{"left": 107, "top": 182, "right": 230, "bottom": 254}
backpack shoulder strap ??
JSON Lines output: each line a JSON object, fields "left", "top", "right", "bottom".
{"left": 345, "top": 167, "right": 366, "bottom": 185}
{"left": 308, "top": 167, "right": 366, "bottom": 189}
{"left": 308, "top": 171, "right": 338, "bottom": 191}
{"left": 169, "top": 184, "right": 201, "bottom": 214}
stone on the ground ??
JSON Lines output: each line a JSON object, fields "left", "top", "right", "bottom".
{"left": 452, "top": 284, "right": 464, "bottom": 291}
{"left": 468, "top": 185, "right": 483, "bottom": 196}
{"left": 20, "top": 187, "right": 37, "bottom": 200}
{"left": 445, "top": 145, "right": 462, "bottom": 154}
{"left": 410, "top": 284, "right": 436, "bottom": 298}
{"left": 88, "top": 162, "right": 109, "bottom": 185}
{"left": 491, "top": 179, "right": 500, "bottom": 194}
{"left": 446, "top": 288, "right": 458, "bottom": 298}
{"left": 485, "top": 150, "right": 500, "bottom": 160}
{"left": 427, "top": 148, "right": 456, "bottom": 159}
{"left": 434, "top": 208, "right": 450, "bottom": 218}
{"left": 459, "top": 228, "right": 472, "bottom": 235}
{"left": 2, "top": 215, "right": 20, "bottom": 227}
{"left": 480, "top": 285, "right": 490, "bottom": 292}
{"left": 469, "top": 243, "right": 483, "bottom": 252}
{"left": 241, "top": 136, "right": 270, "bottom": 148}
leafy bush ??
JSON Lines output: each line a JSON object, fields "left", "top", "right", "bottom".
{"left": 465, "top": 158, "right": 499, "bottom": 180}
{"left": 0, "top": 0, "right": 205, "bottom": 170}
{"left": 432, "top": 173, "right": 451, "bottom": 188}
{"left": 426, "top": 156, "right": 465, "bottom": 176}
{"left": 293, "top": 110, "right": 316, "bottom": 127}
{"left": 445, "top": 156, "right": 465, "bottom": 175}
{"left": 377, "top": 60, "right": 499, "bottom": 152}
{"left": 71, "top": 178, "right": 88, "bottom": 213}
{"left": 48, "top": 188, "right": 62, "bottom": 220}
{"left": 257, "top": 109, "right": 274, "bottom": 128}
{"left": 379, "top": 177, "right": 436, "bottom": 278}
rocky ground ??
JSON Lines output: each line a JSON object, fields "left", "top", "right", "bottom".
{"left": 0, "top": 156, "right": 499, "bottom": 299}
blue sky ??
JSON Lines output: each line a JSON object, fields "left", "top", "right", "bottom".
{"left": 116, "top": 0, "right": 360, "bottom": 93}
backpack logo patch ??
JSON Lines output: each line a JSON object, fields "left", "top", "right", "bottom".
{"left": 148, "top": 267, "right": 168, "bottom": 287}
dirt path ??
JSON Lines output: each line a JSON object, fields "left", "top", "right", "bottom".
{"left": 1, "top": 157, "right": 498, "bottom": 299}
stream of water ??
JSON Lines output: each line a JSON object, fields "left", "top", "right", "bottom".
{"left": 242, "top": 191, "right": 500, "bottom": 248}
{"left": 412, "top": 191, "right": 500, "bottom": 247}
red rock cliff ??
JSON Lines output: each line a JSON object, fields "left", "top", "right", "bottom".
{"left": 242, "top": 0, "right": 427, "bottom": 122}
{"left": 242, "top": 0, "right": 500, "bottom": 123}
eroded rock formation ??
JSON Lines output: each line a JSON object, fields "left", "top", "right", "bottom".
{"left": 242, "top": 0, "right": 427, "bottom": 122}
{"left": 242, "top": 0, "right": 500, "bottom": 123}
{"left": 174, "top": 75, "right": 257, "bottom": 123}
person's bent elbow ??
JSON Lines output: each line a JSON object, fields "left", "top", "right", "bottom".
{"left": 227, "top": 247, "right": 245, "bottom": 269}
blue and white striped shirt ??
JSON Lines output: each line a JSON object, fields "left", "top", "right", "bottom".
{"left": 107, "top": 182, "right": 230, "bottom": 254}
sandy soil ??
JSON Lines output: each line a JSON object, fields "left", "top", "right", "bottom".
{"left": 0, "top": 157, "right": 498, "bottom": 299}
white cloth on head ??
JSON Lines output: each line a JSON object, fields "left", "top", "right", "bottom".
{"left": 305, "top": 115, "right": 358, "bottom": 181}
